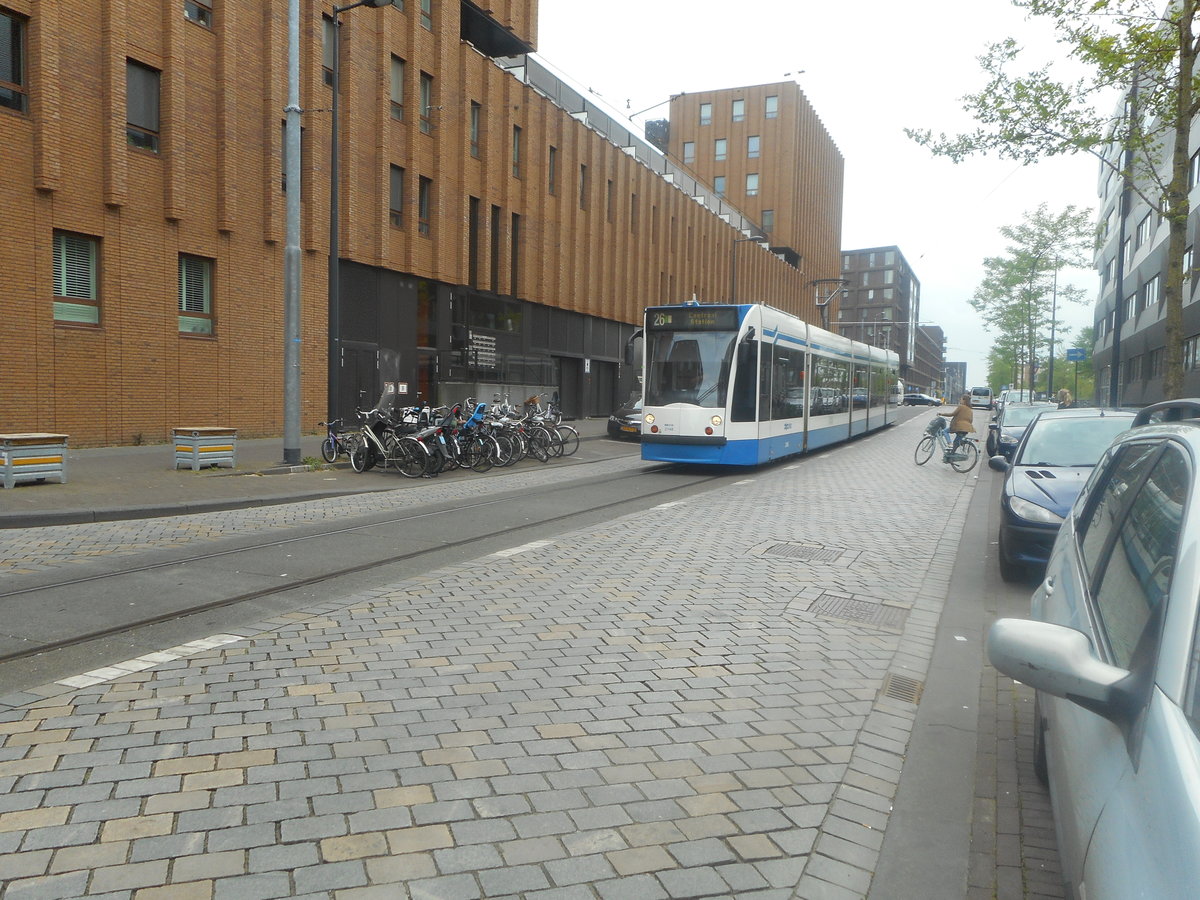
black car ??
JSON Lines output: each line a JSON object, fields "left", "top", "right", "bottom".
{"left": 903, "top": 393, "right": 940, "bottom": 406}
{"left": 607, "top": 397, "right": 642, "bottom": 440}
{"left": 985, "top": 401, "right": 1055, "bottom": 458}
{"left": 989, "top": 408, "right": 1136, "bottom": 581}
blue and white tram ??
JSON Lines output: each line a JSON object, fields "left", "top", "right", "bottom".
{"left": 640, "top": 302, "right": 899, "bottom": 466}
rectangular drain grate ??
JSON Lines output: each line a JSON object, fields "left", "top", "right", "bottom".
{"left": 880, "top": 672, "right": 924, "bottom": 705}
{"left": 764, "top": 543, "right": 844, "bottom": 563}
{"left": 806, "top": 594, "right": 910, "bottom": 631}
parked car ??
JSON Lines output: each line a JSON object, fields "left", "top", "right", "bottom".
{"left": 902, "top": 393, "right": 941, "bottom": 406}
{"left": 969, "top": 386, "right": 995, "bottom": 409}
{"left": 985, "top": 401, "right": 1055, "bottom": 458}
{"left": 989, "top": 407, "right": 1137, "bottom": 582}
{"left": 606, "top": 397, "right": 643, "bottom": 440}
{"left": 987, "top": 399, "right": 1200, "bottom": 900}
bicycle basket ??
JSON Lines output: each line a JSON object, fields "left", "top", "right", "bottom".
{"left": 926, "top": 416, "right": 947, "bottom": 434}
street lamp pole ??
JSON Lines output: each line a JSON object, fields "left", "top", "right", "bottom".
{"left": 730, "top": 234, "right": 766, "bottom": 303}
{"left": 283, "top": 0, "right": 303, "bottom": 465}
{"left": 328, "top": 0, "right": 390, "bottom": 421}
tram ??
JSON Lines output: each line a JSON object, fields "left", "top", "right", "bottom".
{"left": 640, "top": 302, "right": 899, "bottom": 466}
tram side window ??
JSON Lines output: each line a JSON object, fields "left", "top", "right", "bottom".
{"left": 772, "top": 345, "right": 804, "bottom": 419}
{"left": 731, "top": 339, "right": 758, "bottom": 422}
{"left": 810, "top": 358, "right": 848, "bottom": 415}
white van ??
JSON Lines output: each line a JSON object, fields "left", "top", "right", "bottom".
{"left": 969, "top": 386, "right": 994, "bottom": 409}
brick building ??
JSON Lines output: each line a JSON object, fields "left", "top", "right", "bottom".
{"left": 0, "top": 1, "right": 831, "bottom": 446}
{"left": 657, "top": 81, "right": 845, "bottom": 299}
{"left": 836, "top": 245, "right": 943, "bottom": 394}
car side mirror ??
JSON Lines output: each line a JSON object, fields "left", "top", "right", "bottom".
{"left": 988, "top": 455, "right": 1010, "bottom": 473}
{"left": 987, "top": 619, "right": 1134, "bottom": 722}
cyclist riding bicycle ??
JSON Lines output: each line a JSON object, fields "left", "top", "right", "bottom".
{"left": 948, "top": 392, "right": 976, "bottom": 454}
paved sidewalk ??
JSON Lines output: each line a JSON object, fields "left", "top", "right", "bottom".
{"left": 0, "top": 420, "right": 612, "bottom": 529}
{"left": 0, "top": 417, "right": 1056, "bottom": 899}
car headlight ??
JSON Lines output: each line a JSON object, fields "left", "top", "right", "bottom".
{"left": 644, "top": 413, "right": 655, "bottom": 424}
{"left": 998, "top": 431, "right": 1018, "bottom": 446}
{"left": 711, "top": 415, "right": 723, "bottom": 426}
{"left": 1008, "top": 496, "right": 1064, "bottom": 525}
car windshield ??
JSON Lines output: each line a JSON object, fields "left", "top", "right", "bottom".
{"left": 1016, "top": 416, "right": 1133, "bottom": 467}
{"left": 1001, "top": 405, "right": 1051, "bottom": 428}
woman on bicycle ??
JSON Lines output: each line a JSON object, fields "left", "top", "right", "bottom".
{"left": 948, "top": 393, "right": 975, "bottom": 452}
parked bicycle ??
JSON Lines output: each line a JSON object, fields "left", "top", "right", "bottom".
{"left": 318, "top": 418, "right": 362, "bottom": 463}
{"left": 914, "top": 415, "right": 979, "bottom": 473}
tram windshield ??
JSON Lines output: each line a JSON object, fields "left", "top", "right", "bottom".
{"left": 645, "top": 329, "right": 738, "bottom": 407}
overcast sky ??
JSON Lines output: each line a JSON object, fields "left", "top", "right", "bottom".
{"left": 533, "top": 0, "right": 1108, "bottom": 387}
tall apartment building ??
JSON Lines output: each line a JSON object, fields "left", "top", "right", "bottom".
{"left": 0, "top": 1, "right": 835, "bottom": 446}
{"left": 836, "top": 246, "right": 942, "bottom": 392}
{"left": 660, "top": 81, "right": 845, "bottom": 296}
{"left": 1092, "top": 97, "right": 1200, "bottom": 405}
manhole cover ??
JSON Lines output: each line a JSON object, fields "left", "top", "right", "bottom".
{"left": 880, "top": 672, "right": 924, "bottom": 704}
{"left": 763, "top": 543, "right": 845, "bottom": 563}
{"left": 806, "top": 593, "right": 909, "bottom": 631}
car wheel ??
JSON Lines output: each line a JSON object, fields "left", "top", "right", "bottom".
{"left": 1032, "top": 694, "right": 1049, "bottom": 786}
{"left": 998, "top": 531, "right": 1024, "bottom": 583}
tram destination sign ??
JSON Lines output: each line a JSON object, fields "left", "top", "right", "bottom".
{"left": 647, "top": 306, "right": 739, "bottom": 331}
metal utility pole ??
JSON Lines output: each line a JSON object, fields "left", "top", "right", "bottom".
{"left": 283, "top": 0, "right": 303, "bottom": 465}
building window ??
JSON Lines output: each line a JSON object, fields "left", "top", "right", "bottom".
{"left": 714, "top": 138, "right": 727, "bottom": 161}
{"left": 489, "top": 203, "right": 500, "bottom": 291}
{"left": 419, "top": 0, "right": 432, "bottom": 30}
{"left": 747, "top": 135, "right": 760, "bottom": 158}
{"left": 390, "top": 56, "right": 405, "bottom": 121}
{"left": 0, "top": 8, "right": 27, "bottom": 114}
{"left": 1136, "top": 213, "right": 1151, "bottom": 248}
{"left": 1149, "top": 347, "right": 1164, "bottom": 379}
{"left": 764, "top": 95, "right": 778, "bottom": 118}
{"left": 511, "top": 125, "right": 521, "bottom": 177}
{"left": 548, "top": 145, "right": 557, "bottom": 195}
{"left": 579, "top": 164, "right": 588, "bottom": 209}
{"left": 1144, "top": 274, "right": 1160, "bottom": 307}
{"left": 699, "top": 102, "right": 712, "bottom": 126}
{"left": 418, "top": 176, "right": 432, "bottom": 236}
{"left": 1122, "top": 237, "right": 1132, "bottom": 268}
{"left": 126, "top": 60, "right": 161, "bottom": 152}
{"left": 469, "top": 101, "right": 480, "bottom": 157}
{"left": 713, "top": 175, "right": 726, "bottom": 197}
{"left": 53, "top": 231, "right": 100, "bottom": 325}
{"left": 1125, "top": 291, "right": 1137, "bottom": 320}
{"left": 511, "top": 213, "right": 521, "bottom": 296}
{"left": 682, "top": 141, "right": 695, "bottom": 164}
{"left": 322, "top": 16, "right": 335, "bottom": 86}
{"left": 392, "top": 0, "right": 404, "bottom": 9}
{"left": 1190, "top": 149, "right": 1200, "bottom": 190}
{"left": 178, "top": 254, "right": 213, "bottom": 335}
{"left": 1185, "top": 335, "right": 1200, "bottom": 370}
{"left": 745, "top": 173, "right": 758, "bottom": 196}
{"left": 389, "top": 165, "right": 404, "bottom": 228}
{"left": 762, "top": 209, "right": 774, "bottom": 233}
{"left": 1185, "top": 246, "right": 1194, "bottom": 283}
{"left": 419, "top": 71, "right": 433, "bottom": 134}
{"left": 731, "top": 98, "right": 745, "bottom": 122}
{"left": 183, "top": 0, "right": 212, "bottom": 27}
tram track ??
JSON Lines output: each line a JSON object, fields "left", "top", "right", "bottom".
{"left": 0, "top": 464, "right": 729, "bottom": 670}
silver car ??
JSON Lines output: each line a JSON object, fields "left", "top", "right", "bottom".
{"left": 988, "top": 399, "right": 1200, "bottom": 899}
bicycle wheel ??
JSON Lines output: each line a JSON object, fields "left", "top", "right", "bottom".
{"left": 491, "top": 432, "right": 515, "bottom": 467}
{"left": 556, "top": 425, "right": 580, "bottom": 457}
{"left": 527, "top": 430, "right": 551, "bottom": 462}
{"left": 320, "top": 437, "right": 338, "bottom": 464}
{"left": 350, "top": 441, "right": 375, "bottom": 473}
{"left": 533, "top": 426, "right": 562, "bottom": 459}
{"left": 396, "top": 437, "right": 429, "bottom": 478}
{"left": 463, "top": 435, "right": 494, "bottom": 473}
{"left": 950, "top": 440, "right": 980, "bottom": 473}
{"left": 914, "top": 435, "right": 935, "bottom": 466}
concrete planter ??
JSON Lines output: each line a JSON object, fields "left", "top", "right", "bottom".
{"left": 173, "top": 427, "right": 238, "bottom": 471}
{"left": 1, "top": 433, "right": 69, "bottom": 488}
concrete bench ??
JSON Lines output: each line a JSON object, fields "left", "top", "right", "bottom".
{"left": 173, "top": 427, "right": 238, "bottom": 471}
{"left": 1, "top": 433, "right": 69, "bottom": 488}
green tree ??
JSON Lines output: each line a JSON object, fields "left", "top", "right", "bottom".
{"left": 970, "top": 204, "right": 1093, "bottom": 394}
{"left": 908, "top": 0, "right": 1200, "bottom": 400}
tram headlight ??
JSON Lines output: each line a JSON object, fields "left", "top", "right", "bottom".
{"left": 710, "top": 415, "right": 723, "bottom": 427}
{"left": 644, "top": 413, "right": 655, "bottom": 425}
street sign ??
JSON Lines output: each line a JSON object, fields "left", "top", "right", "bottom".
{"left": 1066, "top": 348, "right": 1087, "bottom": 362}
